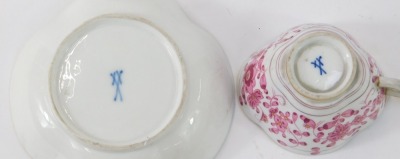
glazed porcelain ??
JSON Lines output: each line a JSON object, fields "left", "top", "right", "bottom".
{"left": 10, "top": 0, "right": 234, "bottom": 159}
{"left": 238, "top": 24, "right": 400, "bottom": 155}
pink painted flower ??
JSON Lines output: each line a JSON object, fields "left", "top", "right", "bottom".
{"left": 247, "top": 89, "right": 263, "bottom": 109}
{"left": 341, "top": 109, "right": 356, "bottom": 117}
{"left": 327, "top": 123, "right": 351, "bottom": 143}
{"left": 300, "top": 115, "right": 316, "bottom": 129}
{"left": 273, "top": 115, "right": 289, "bottom": 131}
{"left": 264, "top": 95, "right": 281, "bottom": 108}
{"left": 311, "top": 147, "right": 320, "bottom": 155}
{"left": 270, "top": 114, "right": 289, "bottom": 137}
{"left": 368, "top": 110, "right": 379, "bottom": 120}
{"left": 243, "top": 62, "right": 257, "bottom": 92}
{"left": 313, "top": 132, "right": 324, "bottom": 143}
{"left": 269, "top": 108, "right": 278, "bottom": 118}
{"left": 260, "top": 112, "right": 268, "bottom": 123}
{"left": 260, "top": 73, "right": 267, "bottom": 93}
{"left": 320, "top": 120, "right": 339, "bottom": 131}
{"left": 351, "top": 115, "right": 367, "bottom": 125}
{"left": 256, "top": 56, "right": 265, "bottom": 73}
{"left": 292, "top": 112, "right": 298, "bottom": 122}
{"left": 270, "top": 112, "right": 290, "bottom": 135}
{"left": 279, "top": 111, "right": 293, "bottom": 124}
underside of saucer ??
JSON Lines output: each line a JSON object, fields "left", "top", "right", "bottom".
{"left": 50, "top": 16, "right": 185, "bottom": 150}
{"left": 10, "top": 1, "right": 234, "bottom": 159}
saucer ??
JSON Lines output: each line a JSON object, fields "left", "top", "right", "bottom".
{"left": 10, "top": 0, "right": 234, "bottom": 158}
{"left": 50, "top": 15, "right": 185, "bottom": 150}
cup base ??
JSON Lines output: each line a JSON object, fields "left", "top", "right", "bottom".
{"left": 286, "top": 31, "right": 357, "bottom": 101}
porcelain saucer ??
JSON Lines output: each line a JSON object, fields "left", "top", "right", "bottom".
{"left": 10, "top": 0, "right": 234, "bottom": 158}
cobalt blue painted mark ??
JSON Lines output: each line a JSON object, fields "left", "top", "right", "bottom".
{"left": 111, "top": 70, "right": 123, "bottom": 102}
{"left": 311, "top": 56, "right": 327, "bottom": 75}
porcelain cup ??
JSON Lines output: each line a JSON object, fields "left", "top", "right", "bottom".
{"left": 238, "top": 24, "right": 400, "bottom": 155}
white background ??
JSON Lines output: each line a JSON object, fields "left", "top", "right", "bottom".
{"left": 1, "top": 0, "right": 400, "bottom": 158}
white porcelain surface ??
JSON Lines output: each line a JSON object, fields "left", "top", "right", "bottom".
{"left": 10, "top": 0, "right": 234, "bottom": 158}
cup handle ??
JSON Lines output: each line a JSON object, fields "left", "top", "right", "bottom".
{"left": 378, "top": 77, "right": 400, "bottom": 97}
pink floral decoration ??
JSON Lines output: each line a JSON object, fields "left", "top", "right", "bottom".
{"left": 239, "top": 39, "right": 385, "bottom": 155}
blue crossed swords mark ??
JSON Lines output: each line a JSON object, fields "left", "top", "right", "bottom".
{"left": 311, "top": 56, "right": 327, "bottom": 75}
{"left": 110, "top": 70, "right": 123, "bottom": 102}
